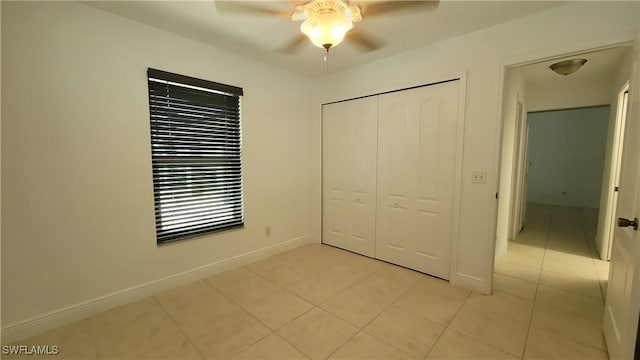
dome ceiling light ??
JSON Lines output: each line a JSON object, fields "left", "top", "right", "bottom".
{"left": 549, "top": 59, "right": 587, "bottom": 76}
{"left": 296, "top": 1, "right": 361, "bottom": 50}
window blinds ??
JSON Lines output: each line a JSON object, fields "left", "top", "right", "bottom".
{"left": 147, "top": 68, "right": 244, "bottom": 243}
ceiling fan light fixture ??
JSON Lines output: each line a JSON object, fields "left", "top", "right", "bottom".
{"left": 549, "top": 59, "right": 587, "bottom": 76}
{"left": 300, "top": 11, "right": 353, "bottom": 49}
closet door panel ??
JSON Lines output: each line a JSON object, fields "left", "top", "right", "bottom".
{"left": 328, "top": 199, "right": 346, "bottom": 238}
{"left": 377, "top": 81, "right": 460, "bottom": 279}
{"left": 418, "top": 100, "right": 440, "bottom": 200}
{"left": 377, "top": 100, "right": 415, "bottom": 258}
{"left": 388, "top": 205, "right": 411, "bottom": 250}
{"left": 416, "top": 92, "right": 459, "bottom": 277}
{"left": 350, "top": 200, "right": 368, "bottom": 242}
{"left": 322, "top": 97, "right": 378, "bottom": 257}
{"left": 324, "top": 111, "right": 349, "bottom": 242}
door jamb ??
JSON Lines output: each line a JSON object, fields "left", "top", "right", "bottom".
{"left": 509, "top": 99, "right": 527, "bottom": 240}
{"left": 601, "top": 82, "right": 630, "bottom": 260}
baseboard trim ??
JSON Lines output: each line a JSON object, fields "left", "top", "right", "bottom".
{"left": 1, "top": 233, "right": 318, "bottom": 344}
{"left": 452, "top": 272, "right": 489, "bottom": 294}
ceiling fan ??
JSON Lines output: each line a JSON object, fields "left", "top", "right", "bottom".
{"left": 215, "top": 0, "right": 439, "bottom": 53}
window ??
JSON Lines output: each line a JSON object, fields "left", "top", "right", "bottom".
{"left": 147, "top": 68, "right": 244, "bottom": 244}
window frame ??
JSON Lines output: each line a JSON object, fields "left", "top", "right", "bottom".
{"left": 147, "top": 68, "right": 244, "bottom": 244}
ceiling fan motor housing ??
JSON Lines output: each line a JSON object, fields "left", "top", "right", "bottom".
{"left": 298, "top": 0, "right": 361, "bottom": 49}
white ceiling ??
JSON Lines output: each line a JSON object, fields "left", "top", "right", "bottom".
{"left": 85, "top": 0, "right": 568, "bottom": 77}
{"left": 517, "top": 45, "right": 631, "bottom": 85}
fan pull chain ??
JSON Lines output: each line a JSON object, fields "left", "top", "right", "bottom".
{"left": 324, "top": 48, "right": 330, "bottom": 75}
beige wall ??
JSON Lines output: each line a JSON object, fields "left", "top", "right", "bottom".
{"left": 1, "top": 1, "right": 315, "bottom": 339}
{"left": 311, "top": 1, "right": 639, "bottom": 293}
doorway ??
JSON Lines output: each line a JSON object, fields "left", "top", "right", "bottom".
{"left": 496, "top": 45, "right": 633, "bottom": 265}
{"left": 493, "top": 45, "right": 634, "bottom": 353}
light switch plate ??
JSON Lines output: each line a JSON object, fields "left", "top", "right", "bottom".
{"left": 472, "top": 171, "right": 487, "bottom": 184}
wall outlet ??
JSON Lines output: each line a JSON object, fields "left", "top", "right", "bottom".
{"left": 265, "top": 226, "right": 271, "bottom": 236}
{"left": 472, "top": 171, "right": 487, "bottom": 184}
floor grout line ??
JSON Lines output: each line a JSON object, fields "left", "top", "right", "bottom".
{"left": 422, "top": 289, "right": 473, "bottom": 359}
{"left": 202, "top": 264, "right": 327, "bottom": 359}
{"left": 324, "top": 266, "right": 420, "bottom": 359}
{"left": 150, "top": 295, "right": 208, "bottom": 360}
{"left": 520, "top": 204, "right": 554, "bottom": 359}
{"left": 511, "top": 205, "right": 612, "bottom": 358}
{"left": 218, "top": 245, "right": 403, "bottom": 360}
{"left": 84, "top": 318, "right": 101, "bottom": 360}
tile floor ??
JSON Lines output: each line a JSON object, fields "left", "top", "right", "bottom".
{"left": 6, "top": 203, "right": 610, "bottom": 359}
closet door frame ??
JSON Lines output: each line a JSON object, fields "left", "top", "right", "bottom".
{"left": 320, "top": 73, "right": 467, "bottom": 282}
{"left": 449, "top": 74, "right": 467, "bottom": 284}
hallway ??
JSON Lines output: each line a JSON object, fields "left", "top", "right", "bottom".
{"left": 495, "top": 203, "right": 610, "bottom": 358}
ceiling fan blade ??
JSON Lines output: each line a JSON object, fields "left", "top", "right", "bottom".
{"left": 348, "top": 28, "right": 385, "bottom": 52}
{"left": 288, "top": 0, "right": 308, "bottom": 6}
{"left": 215, "top": 1, "right": 291, "bottom": 17}
{"left": 359, "top": 0, "right": 439, "bottom": 18}
{"left": 278, "top": 34, "right": 309, "bottom": 54}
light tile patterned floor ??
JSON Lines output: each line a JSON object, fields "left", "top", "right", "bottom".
{"left": 6, "top": 204, "right": 609, "bottom": 359}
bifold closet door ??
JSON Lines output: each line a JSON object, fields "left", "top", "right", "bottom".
{"left": 322, "top": 97, "right": 378, "bottom": 257}
{"left": 376, "top": 80, "right": 460, "bottom": 279}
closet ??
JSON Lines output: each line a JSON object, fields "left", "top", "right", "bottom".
{"left": 322, "top": 80, "right": 461, "bottom": 279}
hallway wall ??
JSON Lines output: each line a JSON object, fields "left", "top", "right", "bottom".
{"left": 527, "top": 106, "right": 610, "bottom": 208}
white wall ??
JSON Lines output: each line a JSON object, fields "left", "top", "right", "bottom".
{"left": 527, "top": 106, "right": 610, "bottom": 208}
{"left": 596, "top": 50, "right": 633, "bottom": 259}
{"left": 495, "top": 67, "right": 526, "bottom": 266}
{"left": 1, "top": 1, "right": 315, "bottom": 341}
{"left": 311, "top": 1, "right": 639, "bottom": 293}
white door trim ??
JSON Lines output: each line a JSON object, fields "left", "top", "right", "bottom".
{"left": 599, "top": 83, "right": 630, "bottom": 260}
{"left": 448, "top": 73, "right": 468, "bottom": 288}
{"left": 509, "top": 98, "right": 527, "bottom": 239}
